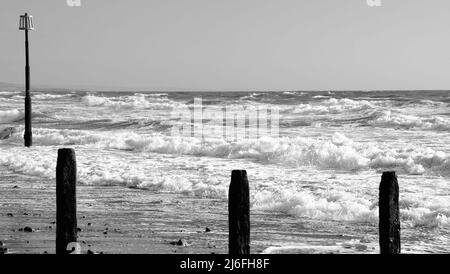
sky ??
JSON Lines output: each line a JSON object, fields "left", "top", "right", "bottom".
{"left": 1, "top": 0, "right": 450, "bottom": 91}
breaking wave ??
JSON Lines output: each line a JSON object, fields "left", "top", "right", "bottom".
{"left": 33, "top": 93, "right": 74, "bottom": 100}
{"left": 252, "top": 189, "right": 449, "bottom": 228}
{"left": 0, "top": 109, "right": 24, "bottom": 124}
{"left": 81, "top": 93, "right": 180, "bottom": 110}
{"left": 369, "top": 110, "right": 450, "bottom": 131}
{"left": 287, "top": 98, "right": 376, "bottom": 115}
{"left": 0, "top": 144, "right": 447, "bottom": 228}
{"left": 3, "top": 128, "right": 449, "bottom": 176}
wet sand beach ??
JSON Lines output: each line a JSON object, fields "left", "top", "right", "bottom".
{"left": 0, "top": 166, "right": 384, "bottom": 254}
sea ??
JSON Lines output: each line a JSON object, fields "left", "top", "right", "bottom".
{"left": 0, "top": 89, "right": 449, "bottom": 253}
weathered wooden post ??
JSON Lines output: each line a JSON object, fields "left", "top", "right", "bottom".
{"left": 56, "top": 148, "right": 77, "bottom": 254}
{"left": 228, "top": 170, "right": 250, "bottom": 254}
{"left": 379, "top": 171, "right": 400, "bottom": 254}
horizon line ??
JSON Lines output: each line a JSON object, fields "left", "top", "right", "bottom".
{"left": 1, "top": 81, "right": 449, "bottom": 93}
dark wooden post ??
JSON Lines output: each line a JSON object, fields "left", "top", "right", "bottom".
{"left": 228, "top": 170, "right": 250, "bottom": 254}
{"left": 56, "top": 148, "right": 77, "bottom": 254}
{"left": 379, "top": 171, "right": 400, "bottom": 254}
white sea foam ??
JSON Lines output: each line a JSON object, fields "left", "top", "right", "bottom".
{"left": 81, "top": 93, "right": 180, "bottom": 110}
{"left": 312, "top": 95, "right": 331, "bottom": 99}
{"left": 4, "top": 128, "right": 448, "bottom": 176}
{"left": 253, "top": 189, "right": 378, "bottom": 222}
{"left": 0, "top": 145, "right": 229, "bottom": 199}
{"left": 33, "top": 93, "right": 73, "bottom": 100}
{"left": 82, "top": 94, "right": 150, "bottom": 109}
{"left": 285, "top": 98, "right": 450, "bottom": 131}
{"left": 0, "top": 91, "right": 20, "bottom": 96}
{"left": 401, "top": 196, "right": 450, "bottom": 228}
{"left": 403, "top": 208, "right": 450, "bottom": 228}
{"left": 252, "top": 188, "right": 449, "bottom": 228}
{"left": 289, "top": 98, "right": 376, "bottom": 115}
{"left": 0, "top": 142, "right": 448, "bottom": 227}
{"left": 282, "top": 91, "right": 298, "bottom": 95}
{"left": 370, "top": 110, "right": 450, "bottom": 131}
{"left": 0, "top": 109, "right": 24, "bottom": 124}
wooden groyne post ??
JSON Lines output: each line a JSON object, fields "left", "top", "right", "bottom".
{"left": 228, "top": 170, "right": 250, "bottom": 254}
{"left": 56, "top": 148, "right": 77, "bottom": 254}
{"left": 379, "top": 171, "right": 400, "bottom": 254}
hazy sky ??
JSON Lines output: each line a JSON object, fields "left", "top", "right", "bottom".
{"left": 1, "top": 0, "right": 450, "bottom": 91}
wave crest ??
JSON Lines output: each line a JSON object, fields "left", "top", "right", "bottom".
{"left": 6, "top": 128, "right": 448, "bottom": 176}
{"left": 370, "top": 110, "right": 450, "bottom": 131}
{"left": 0, "top": 109, "right": 24, "bottom": 124}
{"left": 81, "top": 93, "right": 180, "bottom": 110}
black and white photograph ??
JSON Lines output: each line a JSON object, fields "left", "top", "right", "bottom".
{"left": 0, "top": 0, "right": 448, "bottom": 267}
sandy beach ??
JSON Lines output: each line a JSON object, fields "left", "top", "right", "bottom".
{"left": 1, "top": 165, "right": 388, "bottom": 254}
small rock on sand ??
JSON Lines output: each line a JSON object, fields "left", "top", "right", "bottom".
{"left": 170, "top": 239, "right": 190, "bottom": 247}
{"left": 87, "top": 250, "right": 103, "bottom": 255}
{"left": 205, "top": 227, "right": 211, "bottom": 233}
{"left": 19, "top": 226, "right": 34, "bottom": 232}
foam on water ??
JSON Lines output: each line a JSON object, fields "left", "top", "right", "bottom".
{"left": 2, "top": 127, "right": 449, "bottom": 177}
{"left": 1, "top": 90, "right": 449, "bottom": 251}
{"left": 0, "top": 91, "right": 20, "bottom": 96}
{"left": 288, "top": 98, "right": 377, "bottom": 115}
{"left": 369, "top": 110, "right": 450, "bottom": 131}
{"left": 252, "top": 189, "right": 378, "bottom": 222}
{"left": 0, "top": 143, "right": 447, "bottom": 229}
{"left": 253, "top": 188, "right": 449, "bottom": 228}
{"left": 280, "top": 97, "right": 450, "bottom": 132}
{"left": 33, "top": 93, "right": 74, "bottom": 100}
{"left": 0, "top": 109, "right": 24, "bottom": 124}
{"left": 81, "top": 93, "right": 181, "bottom": 110}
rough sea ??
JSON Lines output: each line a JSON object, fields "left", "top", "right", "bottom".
{"left": 1, "top": 89, "right": 449, "bottom": 253}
